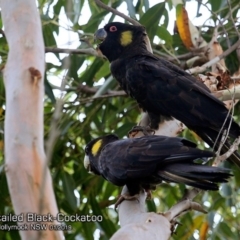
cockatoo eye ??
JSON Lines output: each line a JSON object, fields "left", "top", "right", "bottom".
{"left": 109, "top": 26, "right": 117, "bottom": 32}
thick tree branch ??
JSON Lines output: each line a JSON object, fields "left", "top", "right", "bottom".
{"left": 111, "top": 186, "right": 171, "bottom": 240}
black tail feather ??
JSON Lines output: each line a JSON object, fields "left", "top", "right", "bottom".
{"left": 158, "top": 163, "right": 231, "bottom": 190}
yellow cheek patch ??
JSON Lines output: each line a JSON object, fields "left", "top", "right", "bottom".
{"left": 120, "top": 31, "right": 133, "bottom": 46}
{"left": 92, "top": 139, "right": 102, "bottom": 156}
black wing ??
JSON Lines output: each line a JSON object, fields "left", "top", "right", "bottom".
{"left": 98, "top": 135, "right": 213, "bottom": 185}
{"left": 125, "top": 55, "right": 235, "bottom": 132}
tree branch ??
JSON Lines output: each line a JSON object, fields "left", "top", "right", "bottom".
{"left": 79, "top": 91, "right": 127, "bottom": 104}
{"left": 213, "top": 86, "right": 240, "bottom": 101}
{"left": 45, "top": 47, "right": 100, "bottom": 57}
{"left": 94, "top": 0, "right": 141, "bottom": 26}
{"left": 227, "top": 0, "right": 240, "bottom": 39}
{"left": 111, "top": 186, "right": 171, "bottom": 240}
{"left": 196, "top": 0, "right": 231, "bottom": 48}
{"left": 186, "top": 38, "right": 240, "bottom": 74}
{"left": 213, "top": 136, "right": 240, "bottom": 166}
{"left": 76, "top": 84, "right": 240, "bottom": 106}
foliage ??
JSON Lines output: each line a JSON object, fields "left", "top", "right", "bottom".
{"left": 0, "top": 0, "right": 240, "bottom": 239}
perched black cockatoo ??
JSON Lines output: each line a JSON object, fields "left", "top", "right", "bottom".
{"left": 95, "top": 22, "right": 240, "bottom": 167}
{"left": 84, "top": 134, "right": 231, "bottom": 200}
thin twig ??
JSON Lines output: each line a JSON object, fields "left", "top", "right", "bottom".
{"left": 77, "top": 84, "right": 99, "bottom": 94}
{"left": 213, "top": 136, "right": 240, "bottom": 166}
{"left": 213, "top": 85, "right": 235, "bottom": 151}
{"left": 79, "top": 91, "right": 127, "bottom": 104}
{"left": 214, "top": 129, "right": 228, "bottom": 158}
{"left": 196, "top": 0, "right": 240, "bottom": 49}
{"left": 77, "top": 83, "right": 125, "bottom": 95}
{"left": 227, "top": 0, "right": 240, "bottom": 39}
{"left": 167, "top": 52, "right": 197, "bottom": 61}
{"left": 94, "top": 0, "right": 141, "bottom": 26}
{"left": 160, "top": 44, "right": 180, "bottom": 64}
{"left": 197, "top": 1, "right": 230, "bottom": 48}
{"left": 215, "top": 77, "right": 236, "bottom": 161}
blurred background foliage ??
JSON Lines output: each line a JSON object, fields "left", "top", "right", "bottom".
{"left": 0, "top": 0, "right": 240, "bottom": 239}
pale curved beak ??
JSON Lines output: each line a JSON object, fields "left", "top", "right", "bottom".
{"left": 94, "top": 28, "right": 107, "bottom": 41}
{"left": 84, "top": 155, "right": 91, "bottom": 172}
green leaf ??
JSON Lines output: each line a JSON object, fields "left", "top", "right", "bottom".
{"left": 126, "top": 0, "right": 136, "bottom": 19}
{"left": 218, "top": 222, "right": 237, "bottom": 239}
{"left": 143, "top": 0, "right": 149, "bottom": 11}
{"left": 44, "top": 77, "right": 56, "bottom": 104}
{"left": 62, "top": 171, "right": 77, "bottom": 211}
{"left": 42, "top": 23, "right": 58, "bottom": 47}
{"left": 139, "top": 2, "right": 166, "bottom": 41}
{"left": 80, "top": 58, "right": 105, "bottom": 84}
{"left": 95, "top": 61, "right": 111, "bottom": 80}
{"left": 157, "top": 26, "right": 172, "bottom": 45}
{"left": 208, "top": 0, "right": 225, "bottom": 13}
{"left": 65, "top": 0, "right": 82, "bottom": 25}
{"left": 113, "top": 122, "right": 135, "bottom": 137}
{"left": 89, "top": 194, "right": 118, "bottom": 238}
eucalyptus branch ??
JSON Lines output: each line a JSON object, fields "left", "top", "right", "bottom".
{"left": 77, "top": 83, "right": 98, "bottom": 94}
{"left": 94, "top": 0, "right": 141, "bottom": 26}
{"left": 213, "top": 86, "right": 240, "bottom": 101}
{"left": 76, "top": 83, "right": 240, "bottom": 104}
{"left": 45, "top": 47, "right": 100, "bottom": 57}
{"left": 167, "top": 52, "right": 198, "bottom": 61}
{"left": 186, "top": 38, "right": 240, "bottom": 74}
{"left": 77, "top": 83, "right": 124, "bottom": 96}
{"left": 164, "top": 199, "right": 207, "bottom": 221}
{"left": 213, "top": 136, "right": 240, "bottom": 166}
{"left": 79, "top": 91, "right": 126, "bottom": 104}
{"left": 213, "top": 81, "right": 236, "bottom": 152}
{"left": 112, "top": 186, "right": 171, "bottom": 240}
{"left": 231, "top": 76, "right": 240, "bottom": 80}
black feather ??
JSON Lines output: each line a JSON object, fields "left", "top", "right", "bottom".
{"left": 95, "top": 22, "right": 240, "bottom": 168}
{"left": 85, "top": 135, "right": 232, "bottom": 195}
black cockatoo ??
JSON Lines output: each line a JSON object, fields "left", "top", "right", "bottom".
{"left": 95, "top": 22, "right": 240, "bottom": 167}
